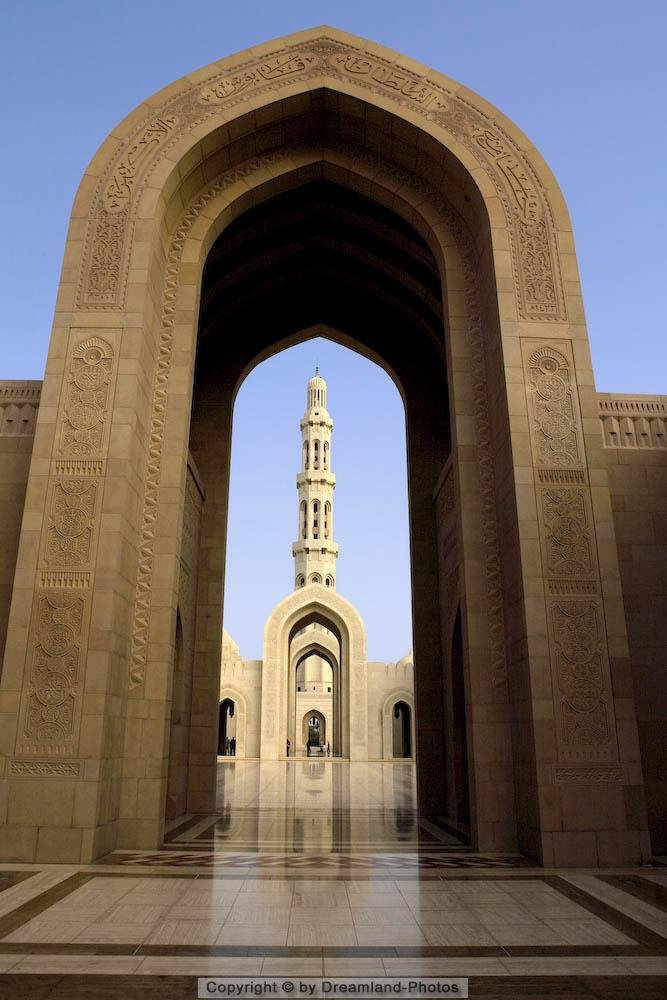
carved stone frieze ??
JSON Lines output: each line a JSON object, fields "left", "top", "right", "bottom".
{"left": 77, "top": 36, "right": 564, "bottom": 323}
{"left": 553, "top": 764, "right": 623, "bottom": 784}
{"left": 537, "top": 468, "right": 586, "bottom": 485}
{"left": 18, "top": 592, "right": 86, "bottom": 756}
{"left": 549, "top": 599, "right": 616, "bottom": 761}
{"left": 59, "top": 337, "right": 114, "bottom": 459}
{"left": 326, "top": 51, "right": 441, "bottom": 106}
{"left": 54, "top": 459, "right": 104, "bottom": 476}
{"left": 40, "top": 571, "right": 91, "bottom": 589}
{"left": 45, "top": 479, "right": 97, "bottom": 568}
{"left": 548, "top": 580, "right": 597, "bottom": 596}
{"left": 526, "top": 345, "right": 582, "bottom": 468}
{"left": 200, "top": 53, "right": 319, "bottom": 104}
{"left": 9, "top": 759, "right": 82, "bottom": 777}
{"left": 104, "top": 116, "right": 179, "bottom": 214}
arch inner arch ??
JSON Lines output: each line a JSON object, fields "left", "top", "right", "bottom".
{"left": 189, "top": 174, "right": 455, "bottom": 813}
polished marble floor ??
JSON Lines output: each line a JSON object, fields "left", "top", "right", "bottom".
{"left": 164, "top": 760, "right": 464, "bottom": 854}
{"left": 0, "top": 761, "right": 665, "bottom": 997}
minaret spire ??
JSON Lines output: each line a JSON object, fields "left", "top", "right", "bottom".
{"left": 292, "top": 370, "right": 338, "bottom": 589}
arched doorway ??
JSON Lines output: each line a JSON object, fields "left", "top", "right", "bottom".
{"left": 218, "top": 698, "right": 236, "bottom": 755}
{"left": 290, "top": 621, "right": 340, "bottom": 756}
{"left": 294, "top": 642, "right": 335, "bottom": 755}
{"left": 0, "top": 29, "right": 640, "bottom": 867}
{"left": 303, "top": 709, "right": 326, "bottom": 750}
{"left": 392, "top": 701, "right": 412, "bottom": 759}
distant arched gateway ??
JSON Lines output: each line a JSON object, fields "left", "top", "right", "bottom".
{"left": 0, "top": 28, "right": 659, "bottom": 867}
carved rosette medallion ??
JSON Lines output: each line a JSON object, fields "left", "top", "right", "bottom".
{"left": 550, "top": 600, "right": 615, "bottom": 760}
{"left": 18, "top": 593, "right": 85, "bottom": 755}
{"left": 59, "top": 338, "right": 114, "bottom": 458}
{"left": 77, "top": 37, "right": 564, "bottom": 322}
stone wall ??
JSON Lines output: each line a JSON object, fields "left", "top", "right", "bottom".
{"left": 600, "top": 394, "right": 667, "bottom": 855}
{"left": 220, "top": 635, "right": 414, "bottom": 761}
{"left": 0, "top": 383, "right": 40, "bottom": 668}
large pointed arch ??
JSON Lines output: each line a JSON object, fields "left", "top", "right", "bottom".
{"left": 0, "top": 28, "right": 642, "bottom": 869}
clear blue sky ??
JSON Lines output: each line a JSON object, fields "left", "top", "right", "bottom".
{"left": 226, "top": 342, "right": 410, "bottom": 659}
{"left": 2, "top": 1, "right": 665, "bottom": 657}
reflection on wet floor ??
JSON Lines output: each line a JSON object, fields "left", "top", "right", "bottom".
{"left": 166, "top": 761, "right": 463, "bottom": 851}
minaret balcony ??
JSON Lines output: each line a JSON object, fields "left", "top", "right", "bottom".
{"left": 292, "top": 540, "right": 339, "bottom": 556}
{"left": 300, "top": 415, "right": 333, "bottom": 431}
{"left": 296, "top": 471, "right": 336, "bottom": 488}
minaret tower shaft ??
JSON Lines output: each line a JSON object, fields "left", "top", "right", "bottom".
{"left": 292, "top": 370, "right": 338, "bottom": 589}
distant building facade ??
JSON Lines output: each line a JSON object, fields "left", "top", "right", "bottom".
{"left": 218, "top": 372, "right": 415, "bottom": 760}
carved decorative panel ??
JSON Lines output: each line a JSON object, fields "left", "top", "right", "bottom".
{"left": 17, "top": 592, "right": 86, "bottom": 756}
{"left": 45, "top": 480, "right": 98, "bottom": 568}
{"left": 524, "top": 340, "right": 619, "bottom": 768}
{"left": 540, "top": 487, "right": 595, "bottom": 579}
{"left": 59, "top": 337, "right": 114, "bottom": 460}
{"left": 14, "top": 333, "right": 118, "bottom": 763}
{"left": 549, "top": 599, "right": 616, "bottom": 761}
{"left": 526, "top": 346, "right": 582, "bottom": 468}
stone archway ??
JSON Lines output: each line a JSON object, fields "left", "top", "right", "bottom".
{"left": 0, "top": 28, "right": 647, "bottom": 867}
{"left": 262, "top": 587, "right": 367, "bottom": 762}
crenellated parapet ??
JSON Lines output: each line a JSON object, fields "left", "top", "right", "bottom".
{"left": 598, "top": 393, "right": 667, "bottom": 449}
{"left": 0, "top": 381, "right": 41, "bottom": 436}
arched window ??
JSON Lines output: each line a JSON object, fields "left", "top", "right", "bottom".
{"left": 218, "top": 698, "right": 236, "bottom": 755}
{"left": 392, "top": 701, "right": 412, "bottom": 758}
{"left": 296, "top": 574, "right": 305, "bottom": 587}
{"left": 303, "top": 441, "right": 309, "bottom": 470}
{"left": 324, "top": 501, "right": 331, "bottom": 538}
{"left": 323, "top": 441, "right": 329, "bottom": 469}
{"left": 301, "top": 501, "right": 307, "bottom": 538}
{"left": 310, "top": 574, "right": 321, "bottom": 585}
{"left": 325, "top": 575, "right": 334, "bottom": 588}
{"left": 312, "top": 500, "right": 319, "bottom": 539}
{"left": 313, "top": 440, "right": 320, "bottom": 469}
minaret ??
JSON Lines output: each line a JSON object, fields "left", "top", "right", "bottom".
{"left": 292, "top": 369, "right": 339, "bottom": 589}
